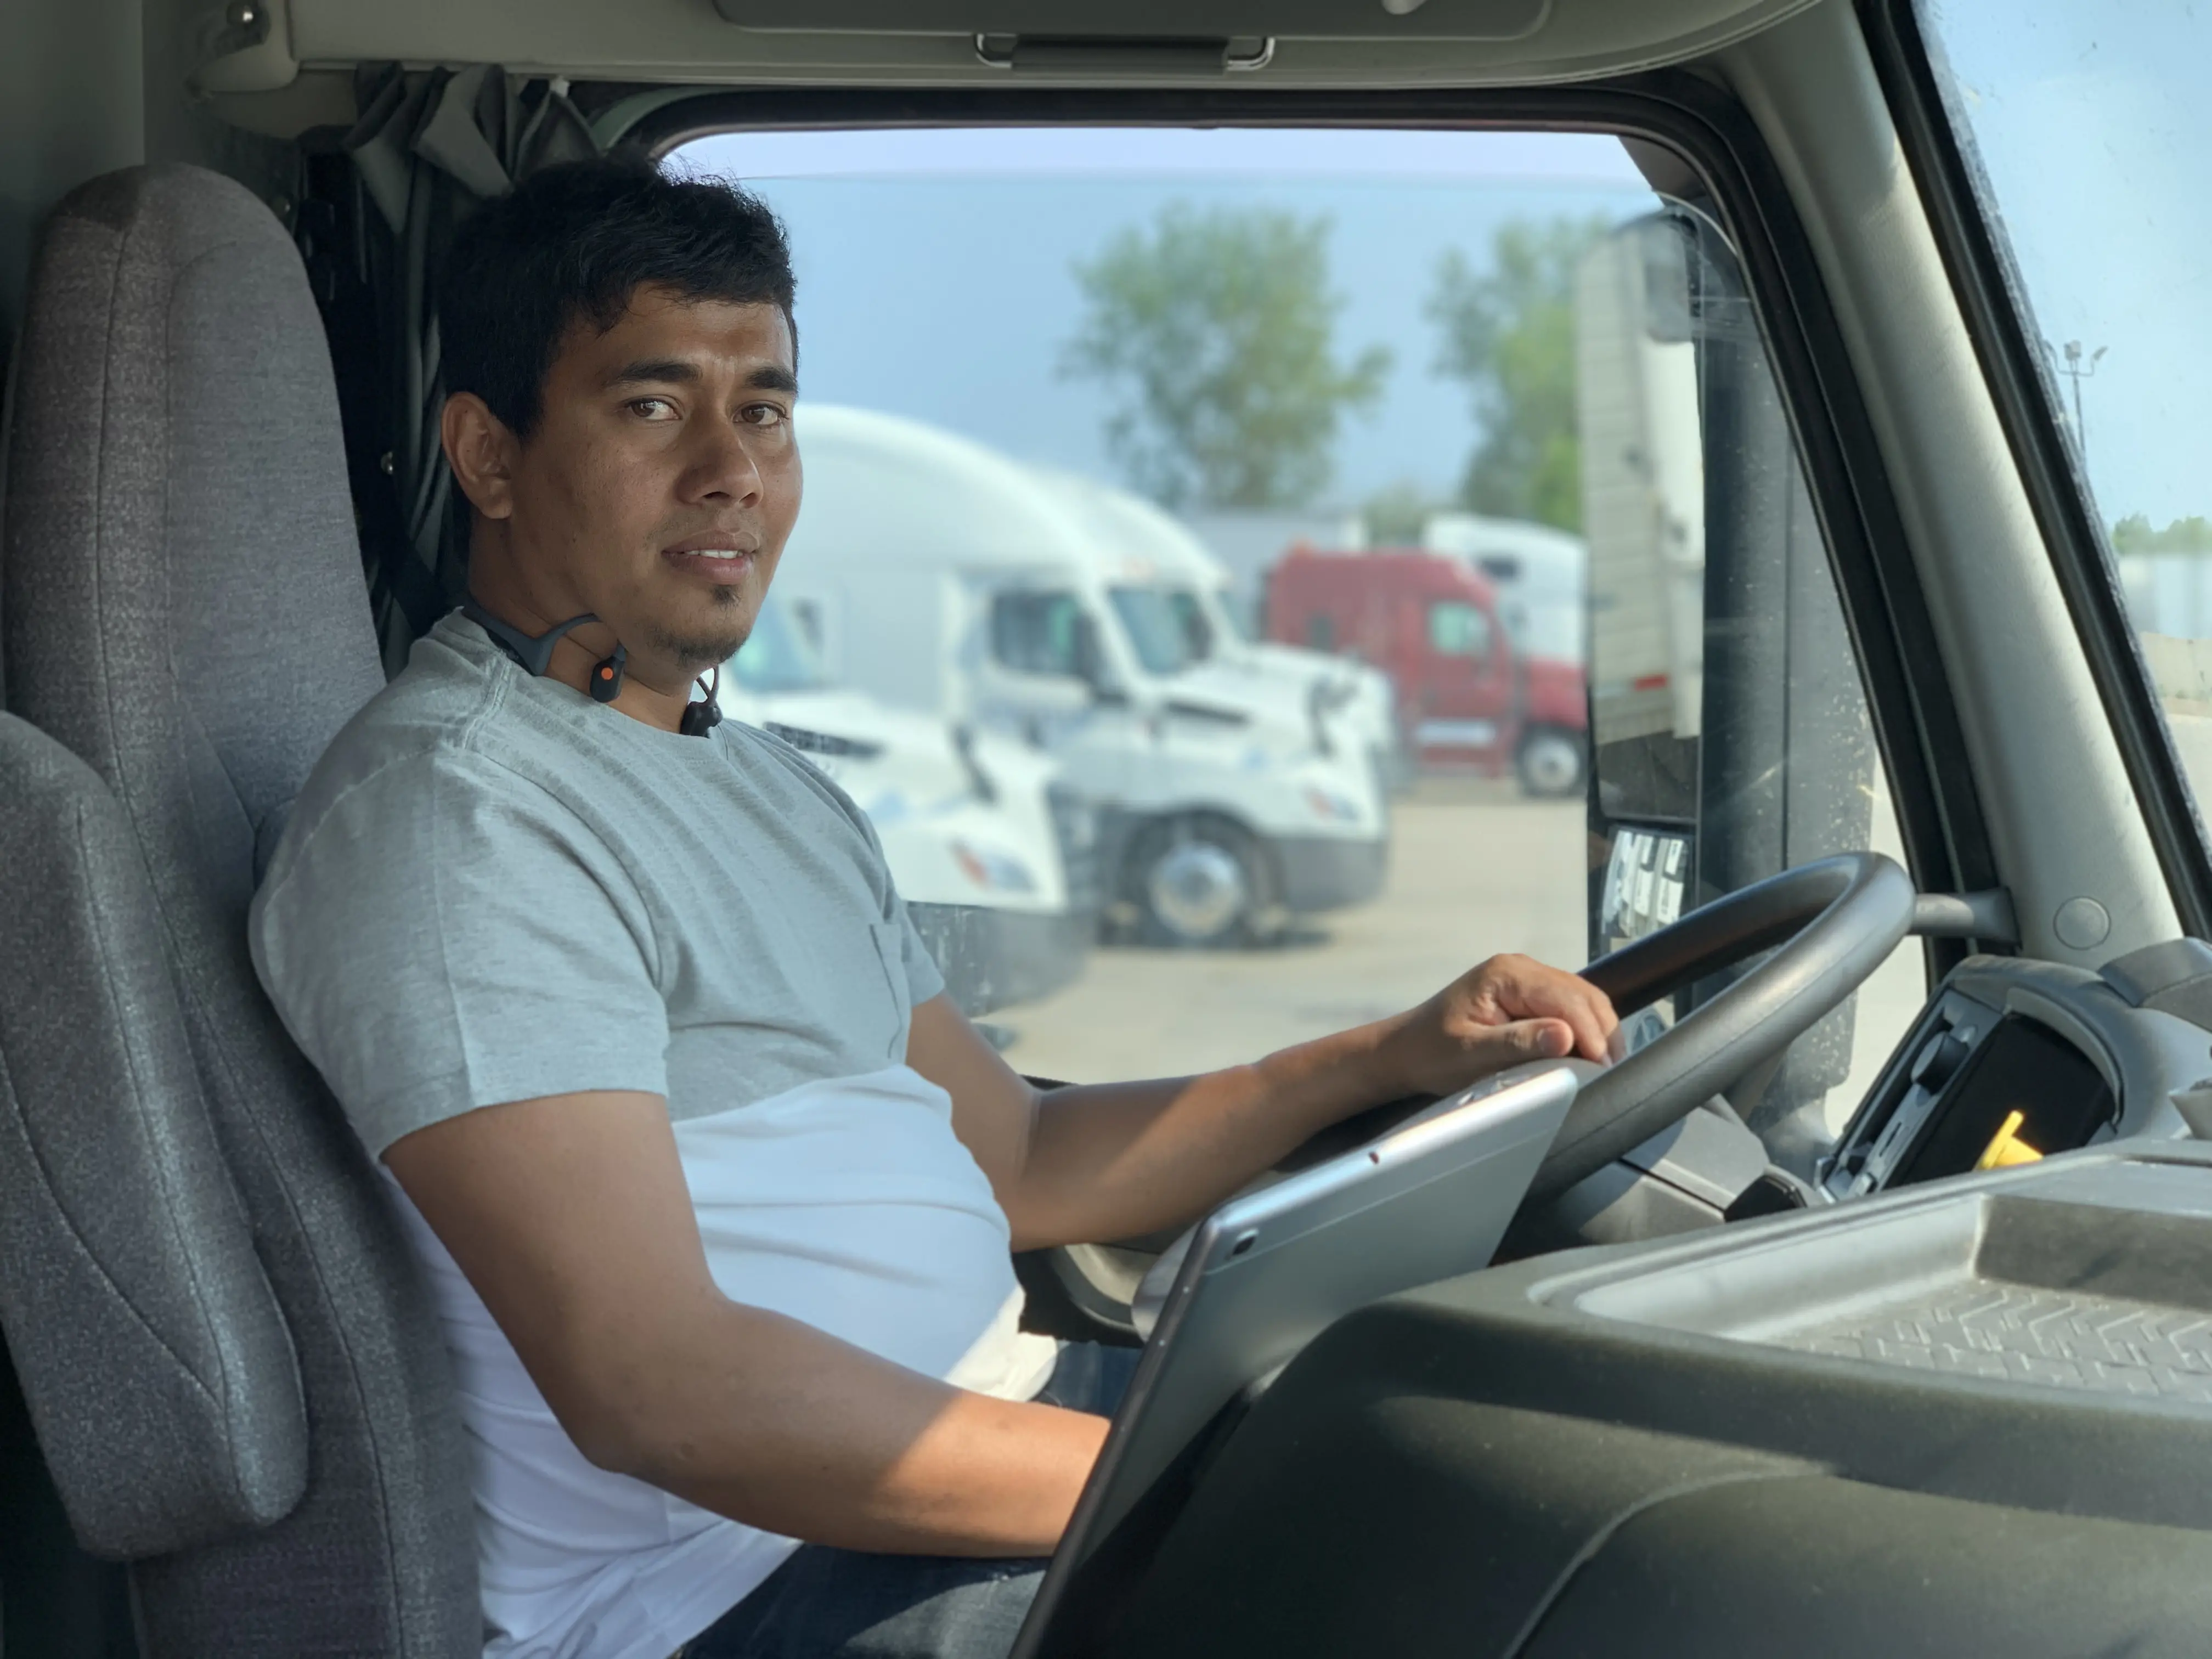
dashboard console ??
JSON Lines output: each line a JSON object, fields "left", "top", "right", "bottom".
{"left": 1819, "top": 940, "right": 2212, "bottom": 1201}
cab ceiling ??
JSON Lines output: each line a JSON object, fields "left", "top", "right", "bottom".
{"left": 266, "top": 0, "right": 1824, "bottom": 88}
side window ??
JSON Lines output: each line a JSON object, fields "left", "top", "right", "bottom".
{"left": 1427, "top": 600, "right": 1492, "bottom": 659}
{"left": 1912, "top": 5, "right": 2212, "bottom": 833}
{"left": 677, "top": 127, "right": 1923, "bottom": 1166}
{"left": 991, "top": 591, "right": 1084, "bottom": 679}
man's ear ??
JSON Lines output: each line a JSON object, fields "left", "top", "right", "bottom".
{"left": 441, "top": 391, "right": 520, "bottom": 521}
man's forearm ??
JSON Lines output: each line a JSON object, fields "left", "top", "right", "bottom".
{"left": 595, "top": 1296, "right": 1107, "bottom": 1555}
{"left": 1002, "top": 1012, "right": 1418, "bottom": 1250}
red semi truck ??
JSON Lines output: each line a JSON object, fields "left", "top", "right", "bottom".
{"left": 1263, "top": 547, "right": 1589, "bottom": 795}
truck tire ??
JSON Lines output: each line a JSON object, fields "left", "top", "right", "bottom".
{"left": 1125, "top": 815, "right": 1277, "bottom": 948}
{"left": 1517, "top": 726, "right": 1587, "bottom": 798}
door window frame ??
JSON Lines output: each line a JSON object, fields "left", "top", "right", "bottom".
{"left": 624, "top": 76, "right": 2001, "bottom": 972}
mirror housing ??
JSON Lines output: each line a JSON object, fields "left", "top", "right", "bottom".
{"left": 1577, "top": 202, "right": 1884, "bottom": 1173}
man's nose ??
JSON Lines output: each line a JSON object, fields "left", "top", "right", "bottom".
{"left": 680, "top": 413, "right": 765, "bottom": 505}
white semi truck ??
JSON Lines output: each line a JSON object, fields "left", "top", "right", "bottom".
{"left": 1032, "top": 467, "right": 1410, "bottom": 802}
{"left": 771, "top": 405, "right": 1390, "bottom": 947}
{"left": 1420, "top": 511, "right": 1592, "bottom": 795}
{"left": 720, "top": 594, "right": 1093, "bottom": 1015}
{"left": 1420, "top": 512, "right": 1588, "bottom": 667}
{"left": 1573, "top": 223, "right": 1707, "bottom": 758}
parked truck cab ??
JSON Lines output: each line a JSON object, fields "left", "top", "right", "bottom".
{"left": 1266, "top": 548, "right": 1563, "bottom": 785}
{"left": 1422, "top": 513, "right": 1592, "bottom": 794}
{"left": 1034, "top": 468, "right": 1411, "bottom": 803}
{"left": 772, "top": 405, "right": 1389, "bottom": 947}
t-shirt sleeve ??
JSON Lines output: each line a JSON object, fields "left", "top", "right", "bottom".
{"left": 886, "top": 882, "right": 948, "bottom": 1008}
{"left": 250, "top": 751, "right": 670, "bottom": 1157}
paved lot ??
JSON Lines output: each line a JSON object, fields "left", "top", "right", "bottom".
{"left": 999, "top": 778, "right": 1590, "bottom": 1084}
{"left": 997, "top": 775, "right": 1930, "bottom": 1140}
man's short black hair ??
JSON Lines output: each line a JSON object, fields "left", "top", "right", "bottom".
{"left": 439, "top": 152, "right": 796, "bottom": 439}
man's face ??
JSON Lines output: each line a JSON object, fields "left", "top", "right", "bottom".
{"left": 498, "top": 284, "right": 800, "bottom": 683}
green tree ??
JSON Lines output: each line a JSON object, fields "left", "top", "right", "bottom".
{"left": 1361, "top": 479, "right": 1447, "bottom": 546}
{"left": 2113, "top": 514, "right": 2212, "bottom": 555}
{"left": 1427, "top": 215, "right": 1612, "bottom": 533}
{"left": 1061, "top": 204, "right": 1390, "bottom": 510}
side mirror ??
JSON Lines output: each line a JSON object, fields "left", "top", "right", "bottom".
{"left": 1581, "top": 212, "right": 1706, "bottom": 964}
{"left": 1579, "top": 203, "right": 1881, "bottom": 1165}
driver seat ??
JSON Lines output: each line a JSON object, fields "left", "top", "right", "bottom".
{"left": 0, "top": 163, "right": 476, "bottom": 1654}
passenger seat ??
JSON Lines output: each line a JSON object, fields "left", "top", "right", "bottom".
{"left": 0, "top": 163, "right": 477, "bottom": 1657}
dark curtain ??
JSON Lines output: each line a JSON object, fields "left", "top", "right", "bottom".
{"left": 296, "top": 66, "right": 601, "bottom": 676}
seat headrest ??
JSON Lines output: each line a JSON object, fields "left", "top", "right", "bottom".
{"left": 1, "top": 162, "right": 385, "bottom": 901}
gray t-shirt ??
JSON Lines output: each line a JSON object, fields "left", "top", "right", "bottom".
{"left": 251, "top": 611, "right": 1054, "bottom": 1659}
{"left": 252, "top": 610, "right": 946, "bottom": 1154}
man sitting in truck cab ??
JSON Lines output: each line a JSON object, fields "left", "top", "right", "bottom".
{"left": 248, "top": 155, "right": 1618, "bottom": 1659}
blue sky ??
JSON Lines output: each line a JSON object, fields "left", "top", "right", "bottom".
{"left": 1926, "top": 1, "right": 2212, "bottom": 527}
{"left": 670, "top": 129, "right": 1657, "bottom": 507}
{"left": 676, "top": 72, "right": 2211, "bottom": 531}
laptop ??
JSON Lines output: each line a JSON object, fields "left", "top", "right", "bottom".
{"left": 1009, "top": 1062, "right": 1582, "bottom": 1659}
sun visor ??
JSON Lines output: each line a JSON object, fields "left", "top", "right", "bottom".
{"left": 251, "top": 0, "right": 1826, "bottom": 105}
{"left": 707, "top": 0, "right": 1550, "bottom": 43}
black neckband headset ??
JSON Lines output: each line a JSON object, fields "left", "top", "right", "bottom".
{"left": 460, "top": 601, "right": 723, "bottom": 737}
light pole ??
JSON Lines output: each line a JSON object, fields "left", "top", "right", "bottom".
{"left": 2056, "top": 339, "right": 2108, "bottom": 458}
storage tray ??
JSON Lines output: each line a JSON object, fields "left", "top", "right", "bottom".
{"left": 1568, "top": 1158, "right": 2212, "bottom": 1405}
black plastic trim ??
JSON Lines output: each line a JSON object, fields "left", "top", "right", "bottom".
{"left": 1859, "top": 0, "right": 2212, "bottom": 941}
{"left": 612, "top": 78, "right": 1997, "bottom": 964}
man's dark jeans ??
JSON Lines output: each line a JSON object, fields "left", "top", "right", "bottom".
{"left": 677, "top": 1342, "right": 1142, "bottom": 1659}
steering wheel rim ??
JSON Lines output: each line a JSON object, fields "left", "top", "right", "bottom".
{"left": 1525, "top": 851, "right": 1917, "bottom": 1205}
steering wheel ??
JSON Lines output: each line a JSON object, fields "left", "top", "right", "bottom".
{"left": 1523, "top": 850, "right": 1917, "bottom": 1205}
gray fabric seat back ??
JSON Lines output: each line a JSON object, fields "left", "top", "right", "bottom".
{"left": 0, "top": 163, "right": 476, "bottom": 1657}
{"left": 0, "top": 714, "right": 306, "bottom": 1558}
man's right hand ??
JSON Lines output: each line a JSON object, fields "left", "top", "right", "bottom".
{"left": 384, "top": 1091, "right": 1107, "bottom": 1555}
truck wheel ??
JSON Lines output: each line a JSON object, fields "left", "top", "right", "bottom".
{"left": 1517, "top": 727, "right": 1586, "bottom": 798}
{"left": 1128, "top": 817, "right": 1274, "bottom": 948}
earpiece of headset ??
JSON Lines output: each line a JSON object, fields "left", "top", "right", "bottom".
{"left": 588, "top": 644, "right": 627, "bottom": 704}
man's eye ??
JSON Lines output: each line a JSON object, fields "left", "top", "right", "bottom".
{"left": 742, "top": 404, "right": 788, "bottom": 428}
{"left": 628, "top": 398, "right": 676, "bottom": 420}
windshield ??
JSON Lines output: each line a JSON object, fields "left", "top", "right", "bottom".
{"left": 1203, "top": 589, "right": 1249, "bottom": 646}
{"left": 728, "top": 595, "right": 831, "bottom": 693}
{"left": 661, "top": 122, "right": 1918, "bottom": 1103}
{"left": 1917, "top": 3, "right": 2212, "bottom": 807}
{"left": 1108, "top": 585, "right": 1195, "bottom": 676}
{"left": 1165, "top": 589, "right": 1219, "bottom": 662}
